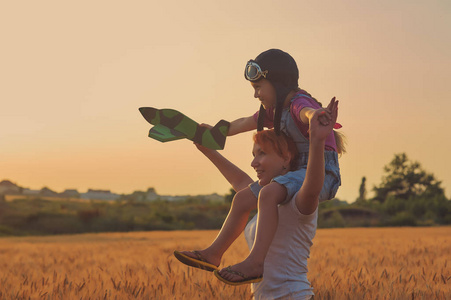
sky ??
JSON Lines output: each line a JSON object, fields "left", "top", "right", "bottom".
{"left": 1, "top": 0, "right": 450, "bottom": 202}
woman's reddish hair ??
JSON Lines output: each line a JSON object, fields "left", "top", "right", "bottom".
{"left": 253, "top": 129, "right": 299, "bottom": 171}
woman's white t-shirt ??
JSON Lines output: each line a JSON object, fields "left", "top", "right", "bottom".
{"left": 244, "top": 194, "right": 317, "bottom": 300}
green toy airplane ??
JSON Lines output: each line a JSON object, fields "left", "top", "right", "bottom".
{"left": 139, "top": 107, "right": 230, "bottom": 150}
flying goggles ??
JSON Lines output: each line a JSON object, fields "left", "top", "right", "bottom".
{"left": 244, "top": 60, "right": 268, "bottom": 82}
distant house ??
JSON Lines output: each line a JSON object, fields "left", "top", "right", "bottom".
{"left": 60, "top": 189, "right": 80, "bottom": 198}
{"left": 23, "top": 188, "right": 40, "bottom": 196}
{"left": 197, "top": 193, "right": 224, "bottom": 202}
{"left": 40, "top": 187, "right": 59, "bottom": 197}
{"left": 161, "top": 195, "right": 186, "bottom": 201}
{"left": 159, "top": 193, "right": 225, "bottom": 202}
{"left": 81, "top": 189, "right": 121, "bottom": 201}
{"left": 0, "top": 180, "right": 21, "bottom": 194}
{"left": 145, "top": 188, "right": 159, "bottom": 201}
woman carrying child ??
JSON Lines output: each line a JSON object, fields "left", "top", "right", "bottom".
{"left": 175, "top": 49, "right": 344, "bottom": 286}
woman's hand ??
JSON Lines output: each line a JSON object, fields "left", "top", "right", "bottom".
{"left": 316, "top": 105, "right": 333, "bottom": 126}
{"left": 195, "top": 142, "right": 215, "bottom": 155}
{"left": 194, "top": 123, "right": 216, "bottom": 155}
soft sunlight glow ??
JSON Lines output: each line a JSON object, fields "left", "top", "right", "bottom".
{"left": 0, "top": 0, "right": 450, "bottom": 201}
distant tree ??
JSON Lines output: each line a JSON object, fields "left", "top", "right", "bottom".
{"left": 358, "top": 177, "right": 367, "bottom": 202}
{"left": 373, "top": 153, "right": 444, "bottom": 203}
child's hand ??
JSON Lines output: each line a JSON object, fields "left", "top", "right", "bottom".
{"left": 199, "top": 123, "right": 213, "bottom": 129}
{"left": 309, "top": 97, "right": 338, "bottom": 141}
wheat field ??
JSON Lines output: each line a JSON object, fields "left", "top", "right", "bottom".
{"left": 0, "top": 227, "right": 449, "bottom": 299}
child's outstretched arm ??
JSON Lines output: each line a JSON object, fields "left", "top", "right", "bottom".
{"left": 228, "top": 116, "right": 257, "bottom": 136}
{"left": 299, "top": 98, "right": 335, "bottom": 127}
{"left": 195, "top": 143, "right": 253, "bottom": 192}
{"left": 295, "top": 98, "right": 338, "bottom": 215}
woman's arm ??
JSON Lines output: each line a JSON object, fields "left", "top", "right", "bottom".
{"left": 196, "top": 144, "right": 254, "bottom": 192}
{"left": 295, "top": 98, "right": 338, "bottom": 215}
{"left": 228, "top": 116, "right": 257, "bottom": 136}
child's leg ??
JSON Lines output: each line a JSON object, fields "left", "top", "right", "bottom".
{"left": 179, "top": 186, "right": 257, "bottom": 267}
{"left": 218, "top": 182, "right": 286, "bottom": 281}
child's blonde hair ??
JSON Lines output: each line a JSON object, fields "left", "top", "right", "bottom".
{"left": 334, "top": 130, "right": 346, "bottom": 156}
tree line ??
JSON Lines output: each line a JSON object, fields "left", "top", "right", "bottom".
{"left": 320, "top": 153, "right": 450, "bottom": 227}
{"left": 0, "top": 153, "right": 449, "bottom": 236}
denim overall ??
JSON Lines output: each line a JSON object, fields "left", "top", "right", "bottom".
{"left": 249, "top": 93, "right": 341, "bottom": 203}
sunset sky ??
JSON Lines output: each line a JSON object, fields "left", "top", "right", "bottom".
{"left": 1, "top": 0, "right": 450, "bottom": 202}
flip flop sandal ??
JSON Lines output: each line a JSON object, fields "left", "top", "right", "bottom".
{"left": 139, "top": 107, "right": 230, "bottom": 150}
{"left": 173, "top": 250, "right": 219, "bottom": 272}
{"left": 213, "top": 266, "right": 263, "bottom": 285}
